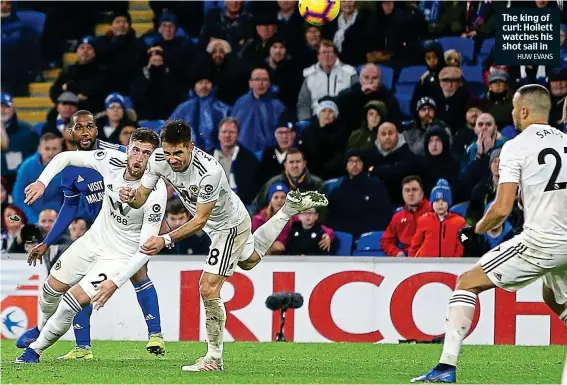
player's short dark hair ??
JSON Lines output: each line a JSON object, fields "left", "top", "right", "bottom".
{"left": 285, "top": 148, "right": 305, "bottom": 162}
{"left": 160, "top": 119, "right": 192, "bottom": 147}
{"left": 401, "top": 175, "right": 423, "bottom": 190}
{"left": 218, "top": 117, "right": 240, "bottom": 132}
{"left": 516, "top": 84, "right": 552, "bottom": 115}
{"left": 39, "top": 132, "right": 62, "bottom": 143}
{"left": 166, "top": 199, "right": 188, "bottom": 215}
{"left": 71, "top": 110, "right": 94, "bottom": 122}
{"left": 130, "top": 128, "right": 160, "bottom": 149}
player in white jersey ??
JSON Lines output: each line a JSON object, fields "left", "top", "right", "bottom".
{"left": 15, "top": 129, "right": 167, "bottom": 363}
{"left": 111, "top": 119, "right": 328, "bottom": 372}
{"left": 413, "top": 84, "right": 567, "bottom": 383}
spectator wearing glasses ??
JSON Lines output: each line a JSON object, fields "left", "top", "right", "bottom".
{"left": 231, "top": 66, "right": 286, "bottom": 152}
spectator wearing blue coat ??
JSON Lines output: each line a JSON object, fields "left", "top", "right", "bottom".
{"left": 231, "top": 66, "right": 286, "bottom": 152}
{"left": 12, "top": 133, "right": 64, "bottom": 224}
{"left": 169, "top": 66, "right": 230, "bottom": 152}
{"left": 561, "top": 24, "right": 567, "bottom": 69}
{"left": 0, "top": 93, "right": 39, "bottom": 187}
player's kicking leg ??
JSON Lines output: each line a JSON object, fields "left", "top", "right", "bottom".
{"left": 238, "top": 190, "right": 328, "bottom": 271}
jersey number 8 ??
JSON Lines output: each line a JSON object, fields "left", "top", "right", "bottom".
{"left": 208, "top": 248, "right": 220, "bottom": 266}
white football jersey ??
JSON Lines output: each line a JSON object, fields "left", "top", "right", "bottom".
{"left": 498, "top": 124, "right": 567, "bottom": 254}
{"left": 38, "top": 149, "right": 167, "bottom": 257}
{"left": 142, "top": 146, "right": 248, "bottom": 233}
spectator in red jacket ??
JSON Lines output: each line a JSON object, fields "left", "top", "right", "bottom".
{"left": 381, "top": 175, "right": 431, "bottom": 256}
{"left": 409, "top": 179, "right": 466, "bottom": 257}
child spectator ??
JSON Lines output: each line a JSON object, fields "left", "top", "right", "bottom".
{"left": 1, "top": 204, "right": 27, "bottom": 253}
{"left": 409, "top": 179, "right": 465, "bottom": 257}
{"left": 286, "top": 208, "right": 335, "bottom": 256}
{"left": 252, "top": 182, "right": 292, "bottom": 255}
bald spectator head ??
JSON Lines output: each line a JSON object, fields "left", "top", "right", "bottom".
{"left": 439, "top": 67, "right": 463, "bottom": 98}
{"left": 513, "top": 84, "right": 552, "bottom": 131}
{"left": 377, "top": 122, "right": 399, "bottom": 152}
{"left": 38, "top": 209, "right": 57, "bottom": 236}
{"left": 360, "top": 64, "right": 381, "bottom": 94}
{"left": 474, "top": 113, "right": 497, "bottom": 136}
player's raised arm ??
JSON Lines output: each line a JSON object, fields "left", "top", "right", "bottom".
{"left": 24, "top": 150, "right": 111, "bottom": 205}
{"left": 120, "top": 151, "right": 162, "bottom": 209}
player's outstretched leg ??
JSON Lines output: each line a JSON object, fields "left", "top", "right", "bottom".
{"left": 411, "top": 264, "right": 495, "bottom": 383}
{"left": 57, "top": 305, "right": 94, "bottom": 360}
{"left": 238, "top": 190, "right": 328, "bottom": 270}
{"left": 182, "top": 273, "right": 225, "bottom": 372}
{"left": 16, "top": 277, "right": 68, "bottom": 349}
{"left": 131, "top": 265, "right": 164, "bottom": 355}
{"left": 16, "top": 285, "right": 88, "bottom": 363}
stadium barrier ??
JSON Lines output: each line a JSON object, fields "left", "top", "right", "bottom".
{"left": 1, "top": 254, "right": 566, "bottom": 345}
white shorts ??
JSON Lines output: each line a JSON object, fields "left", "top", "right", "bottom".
{"left": 543, "top": 265, "right": 567, "bottom": 305}
{"left": 203, "top": 214, "right": 255, "bottom": 277}
{"left": 480, "top": 234, "right": 567, "bottom": 300}
{"left": 50, "top": 233, "right": 129, "bottom": 299}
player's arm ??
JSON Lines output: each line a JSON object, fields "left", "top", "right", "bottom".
{"left": 475, "top": 144, "right": 520, "bottom": 234}
{"left": 24, "top": 150, "right": 108, "bottom": 205}
{"left": 92, "top": 182, "right": 167, "bottom": 309}
{"left": 120, "top": 152, "right": 160, "bottom": 209}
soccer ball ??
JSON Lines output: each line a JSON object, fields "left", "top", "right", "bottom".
{"left": 298, "top": 0, "right": 341, "bottom": 26}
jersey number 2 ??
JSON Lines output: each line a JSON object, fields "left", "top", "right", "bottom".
{"left": 90, "top": 273, "right": 108, "bottom": 288}
{"left": 538, "top": 147, "right": 567, "bottom": 191}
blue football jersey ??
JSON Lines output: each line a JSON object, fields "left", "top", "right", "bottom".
{"left": 60, "top": 140, "right": 126, "bottom": 222}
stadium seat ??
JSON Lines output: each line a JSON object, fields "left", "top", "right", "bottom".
{"left": 450, "top": 202, "right": 469, "bottom": 217}
{"left": 462, "top": 65, "right": 483, "bottom": 83}
{"left": 352, "top": 231, "right": 388, "bottom": 256}
{"left": 380, "top": 65, "right": 394, "bottom": 90}
{"left": 16, "top": 11, "right": 46, "bottom": 36}
{"left": 398, "top": 65, "right": 427, "bottom": 84}
{"left": 139, "top": 120, "right": 164, "bottom": 133}
{"left": 333, "top": 231, "right": 354, "bottom": 256}
{"left": 323, "top": 178, "right": 340, "bottom": 195}
{"left": 33, "top": 122, "right": 45, "bottom": 136}
{"left": 295, "top": 120, "right": 310, "bottom": 135}
{"left": 394, "top": 89, "right": 413, "bottom": 118}
{"left": 467, "top": 81, "right": 486, "bottom": 97}
{"left": 436, "top": 37, "right": 475, "bottom": 63}
{"left": 479, "top": 38, "right": 495, "bottom": 58}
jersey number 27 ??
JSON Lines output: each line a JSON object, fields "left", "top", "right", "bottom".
{"left": 538, "top": 147, "right": 567, "bottom": 191}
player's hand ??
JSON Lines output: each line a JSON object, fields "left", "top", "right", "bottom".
{"left": 318, "top": 233, "right": 332, "bottom": 252}
{"left": 458, "top": 225, "right": 484, "bottom": 256}
{"left": 119, "top": 186, "right": 136, "bottom": 203}
{"left": 27, "top": 242, "right": 48, "bottom": 266}
{"left": 141, "top": 235, "right": 165, "bottom": 255}
{"left": 91, "top": 280, "right": 118, "bottom": 310}
{"left": 24, "top": 181, "right": 46, "bottom": 205}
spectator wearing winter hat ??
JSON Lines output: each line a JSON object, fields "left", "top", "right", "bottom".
{"left": 297, "top": 40, "right": 358, "bottom": 121}
{"left": 411, "top": 41, "right": 446, "bottom": 110}
{"left": 296, "top": 24, "right": 323, "bottom": 69}
{"left": 1, "top": 93, "right": 38, "bottom": 187}
{"left": 483, "top": 69, "right": 514, "bottom": 128}
{"left": 548, "top": 67, "right": 567, "bottom": 127}
{"left": 404, "top": 96, "right": 452, "bottom": 156}
{"left": 452, "top": 98, "right": 485, "bottom": 162}
{"left": 169, "top": 65, "right": 231, "bottom": 151}
{"left": 199, "top": 0, "right": 253, "bottom": 51}
{"left": 409, "top": 179, "right": 466, "bottom": 257}
{"left": 347, "top": 100, "right": 387, "bottom": 152}
{"left": 334, "top": 63, "right": 402, "bottom": 131}
{"left": 96, "top": 11, "right": 146, "bottom": 96}
{"left": 326, "top": 150, "right": 392, "bottom": 239}
{"left": 250, "top": 148, "right": 324, "bottom": 216}
{"left": 41, "top": 92, "right": 79, "bottom": 138}
{"left": 238, "top": 14, "right": 279, "bottom": 66}
{"left": 211, "top": 117, "right": 260, "bottom": 205}
{"left": 130, "top": 45, "right": 186, "bottom": 121}
{"left": 381, "top": 175, "right": 432, "bottom": 257}
{"left": 264, "top": 36, "right": 303, "bottom": 110}
{"left": 257, "top": 112, "right": 298, "bottom": 186}
{"left": 286, "top": 208, "right": 336, "bottom": 256}
{"left": 365, "top": 122, "right": 419, "bottom": 206}
{"left": 50, "top": 36, "right": 106, "bottom": 113}
{"left": 299, "top": 98, "right": 350, "bottom": 180}
{"left": 252, "top": 181, "right": 293, "bottom": 255}
{"left": 231, "top": 66, "right": 286, "bottom": 152}
{"left": 95, "top": 93, "right": 137, "bottom": 144}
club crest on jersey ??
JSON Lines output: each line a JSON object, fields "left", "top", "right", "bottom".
{"left": 189, "top": 185, "right": 199, "bottom": 194}
{"left": 94, "top": 150, "right": 106, "bottom": 160}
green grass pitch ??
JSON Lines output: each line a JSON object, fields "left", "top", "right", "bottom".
{"left": 1, "top": 341, "right": 565, "bottom": 384}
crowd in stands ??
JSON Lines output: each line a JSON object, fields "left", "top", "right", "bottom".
{"left": 3, "top": 0, "right": 567, "bottom": 257}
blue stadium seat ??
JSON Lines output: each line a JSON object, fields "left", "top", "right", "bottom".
{"left": 139, "top": 120, "right": 164, "bottom": 133}
{"left": 352, "top": 250, "right": 388, "bottom": 256}
{"left": 380, "top": 65, "right": 394, "bottom": 91}
{"left": 479, "top": 38, "right": 495, "bottom": 57}
{"left": 16, "top": 11, "right": 46, "bottom": 36}
{"left": 352, "top": 231, "right": 388, "bottom": 256}
{"left": 450, "top": 202, "right": 469, "bottom": 217}
{"left": 436, "top": 37, "right": 475, "bottom": 63}
{"left": 462, "top": 65, "right": 483, "bottom": 83}
{"left": 394, "top": 89, "right": 414, "bottom": 118}
{"left": 398, "top": 65, "right": 427, "bottom": 84}
{"left": 334, "top": 231, "right": 354, "bottom": 256}
{"left": 467, "top": 81, "right": 486, "bottom": 98}
{"left": 33, "top": 122, "right": 44, "bottom": 136}
{"left": 295, "top": 120, "right": 310, "bottom": 135}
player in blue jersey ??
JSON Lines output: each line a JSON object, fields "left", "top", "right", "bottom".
{"left": 17, "top": 110, "right": 165, "bottom": 358}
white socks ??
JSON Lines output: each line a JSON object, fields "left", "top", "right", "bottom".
{"left": 439, "top": 290, "right": 477, "bottom": 366}
{"left": 204, "top": 298, "right": 226, "bottom": 359}
{"left": 38, "top": 281, "right": 65, "bottom": 331}
{"left": 253, "top": 207, "right": 293, "bottom": 257}
{"left": 30, "top": 292, "right": 82, "bottom": 354}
